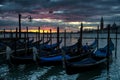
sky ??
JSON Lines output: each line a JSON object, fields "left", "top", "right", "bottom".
{"left": 0, "top": 0, "right": 120, "bottom": 32}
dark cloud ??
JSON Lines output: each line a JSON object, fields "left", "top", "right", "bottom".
{"left": 0, "top": 0, "right": 120, "bottom": 29}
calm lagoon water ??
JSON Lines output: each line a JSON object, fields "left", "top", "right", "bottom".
{"left": 0, "top": 33, "right": 120, "bottom": 80}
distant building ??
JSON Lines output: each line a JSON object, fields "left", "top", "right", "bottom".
{"left": 103, "top": 22, "right": 120, "bottom": 33}
{"left": 111, "top": 22, "right": 117, "bottom": 32}
{"left": 110, "top": 22, "right": 120, "bottom": 33}
{"left": 88, "top": 22, "right": 120, "bottom": 33}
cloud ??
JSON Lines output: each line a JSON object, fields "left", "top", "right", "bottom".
{"left": 0, "top": 0, "right": 120, "bottom": 30}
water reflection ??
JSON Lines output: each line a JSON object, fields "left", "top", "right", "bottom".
{"left": 0, "top": 64, "right": 53, "bottom": 80}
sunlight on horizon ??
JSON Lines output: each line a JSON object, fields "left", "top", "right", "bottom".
{"left": 0, "top": 26, "right": 97, "bottom": 33}
{"left": 0, "top": 29, "right": 59, "bottom": 33}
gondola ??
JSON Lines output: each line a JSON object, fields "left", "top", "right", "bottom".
{"left": 8, "top": 46, "right": 92, "bottom": 65}
{"left": 0, "top": 39, "right": 27, "bottom": 52}
{"left": 7, "top": 39, "right": 95, "bottom": 65}
{"left": 32, "top": 39, "right": 42, "bottom": 46}
{"left": 64, "top": 57, "right": 107, "bottom": 75}
{"left": 33, "top": 39, "right": 51, "bottom": 47}
{"left": 5, "top": 38, "right": 60, "bottom": 64}
{"left": 36, "top": 39, "right": 62, "bottom": 51}
{"left": 18, "top": 38, "right": 34, "bottom": 45}
{"left": 92, "top": 39, "right": 114, "bottom": 58}
{"left": 37, "top": 39, "right": 98, "bottom": 65}
{"left": 62, "top": 38, "right": 98, "bottom": 54}
{"left": 6, "top": 47, "right": 36, "bottom": 64}
{"left": 0, "top": 38, "right": 34, "bottom": 50}
{"left": 63, "top": 39, "right": 114, "bottom": 75}
{"left": 0, "top": 41, "right": 6, "bottom": 52}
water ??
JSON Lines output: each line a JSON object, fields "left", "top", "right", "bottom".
{"left": 0, "top": 33, "right": 120, "bottom": 80}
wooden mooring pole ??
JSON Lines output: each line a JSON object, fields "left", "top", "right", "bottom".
{"left": 80, "top": 23, "right": 83, "bottom": 47}
{"left": 16, "top": 28, "right": 18, "bottom": 39}
{"left": 57, "top": 27, "right": 60, "bottom": 49}
{"left": 26, "top": 27, "right": 28, "bottom": 40}
{"left": 77, "top": 23, "right": 83, "bottom": 52}
{"left": 24, "top": 30, "right": 27, "bottom": 54}
{"left": 14, "top": 28, "right": 18, "bottom": 54}
{"left": 38, "top": 27, "right": 40, "bottom": 41}
{"left": 3, "top": 29, "right": 5, "bottom": 39}
{"left": 107, "top": 24, "right": 110, "bottom": 80}
{"left": 43, "top": 30, "right": 44, "bottom": 43}
{"left": 64, "top": 29, "right": 66, "bottom": 47}
{"left": 97, "top": 25, "right": 99, "bottom": 49}
{"left": 70, "top": 31, "right": 72, "bottom": 42}
{"left": 115, "top": 27, "right": 118, "bottom": 59}
{"left": 50, "top": 29, "right": 52, "bottom": 45}
{"left": 36, "top": 31, "right": 37, "bottom": 41}
{"left": 47, "top": 31, "right": 49, "bottom": 41}
{"left": 26, "top": 27, "right": 29, "bottom": 53}
{"left": 18, "top": 14, "right": 21, "bottom": 38}
{"left": 10, "top": 29, "right": 13, "bottom": 39}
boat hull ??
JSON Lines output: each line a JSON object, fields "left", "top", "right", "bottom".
{"left": 10, "top": 55, "right": 36, "bottom": 64}
{"left": 65, "top": 58, "right": 107, "bottom": 75}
